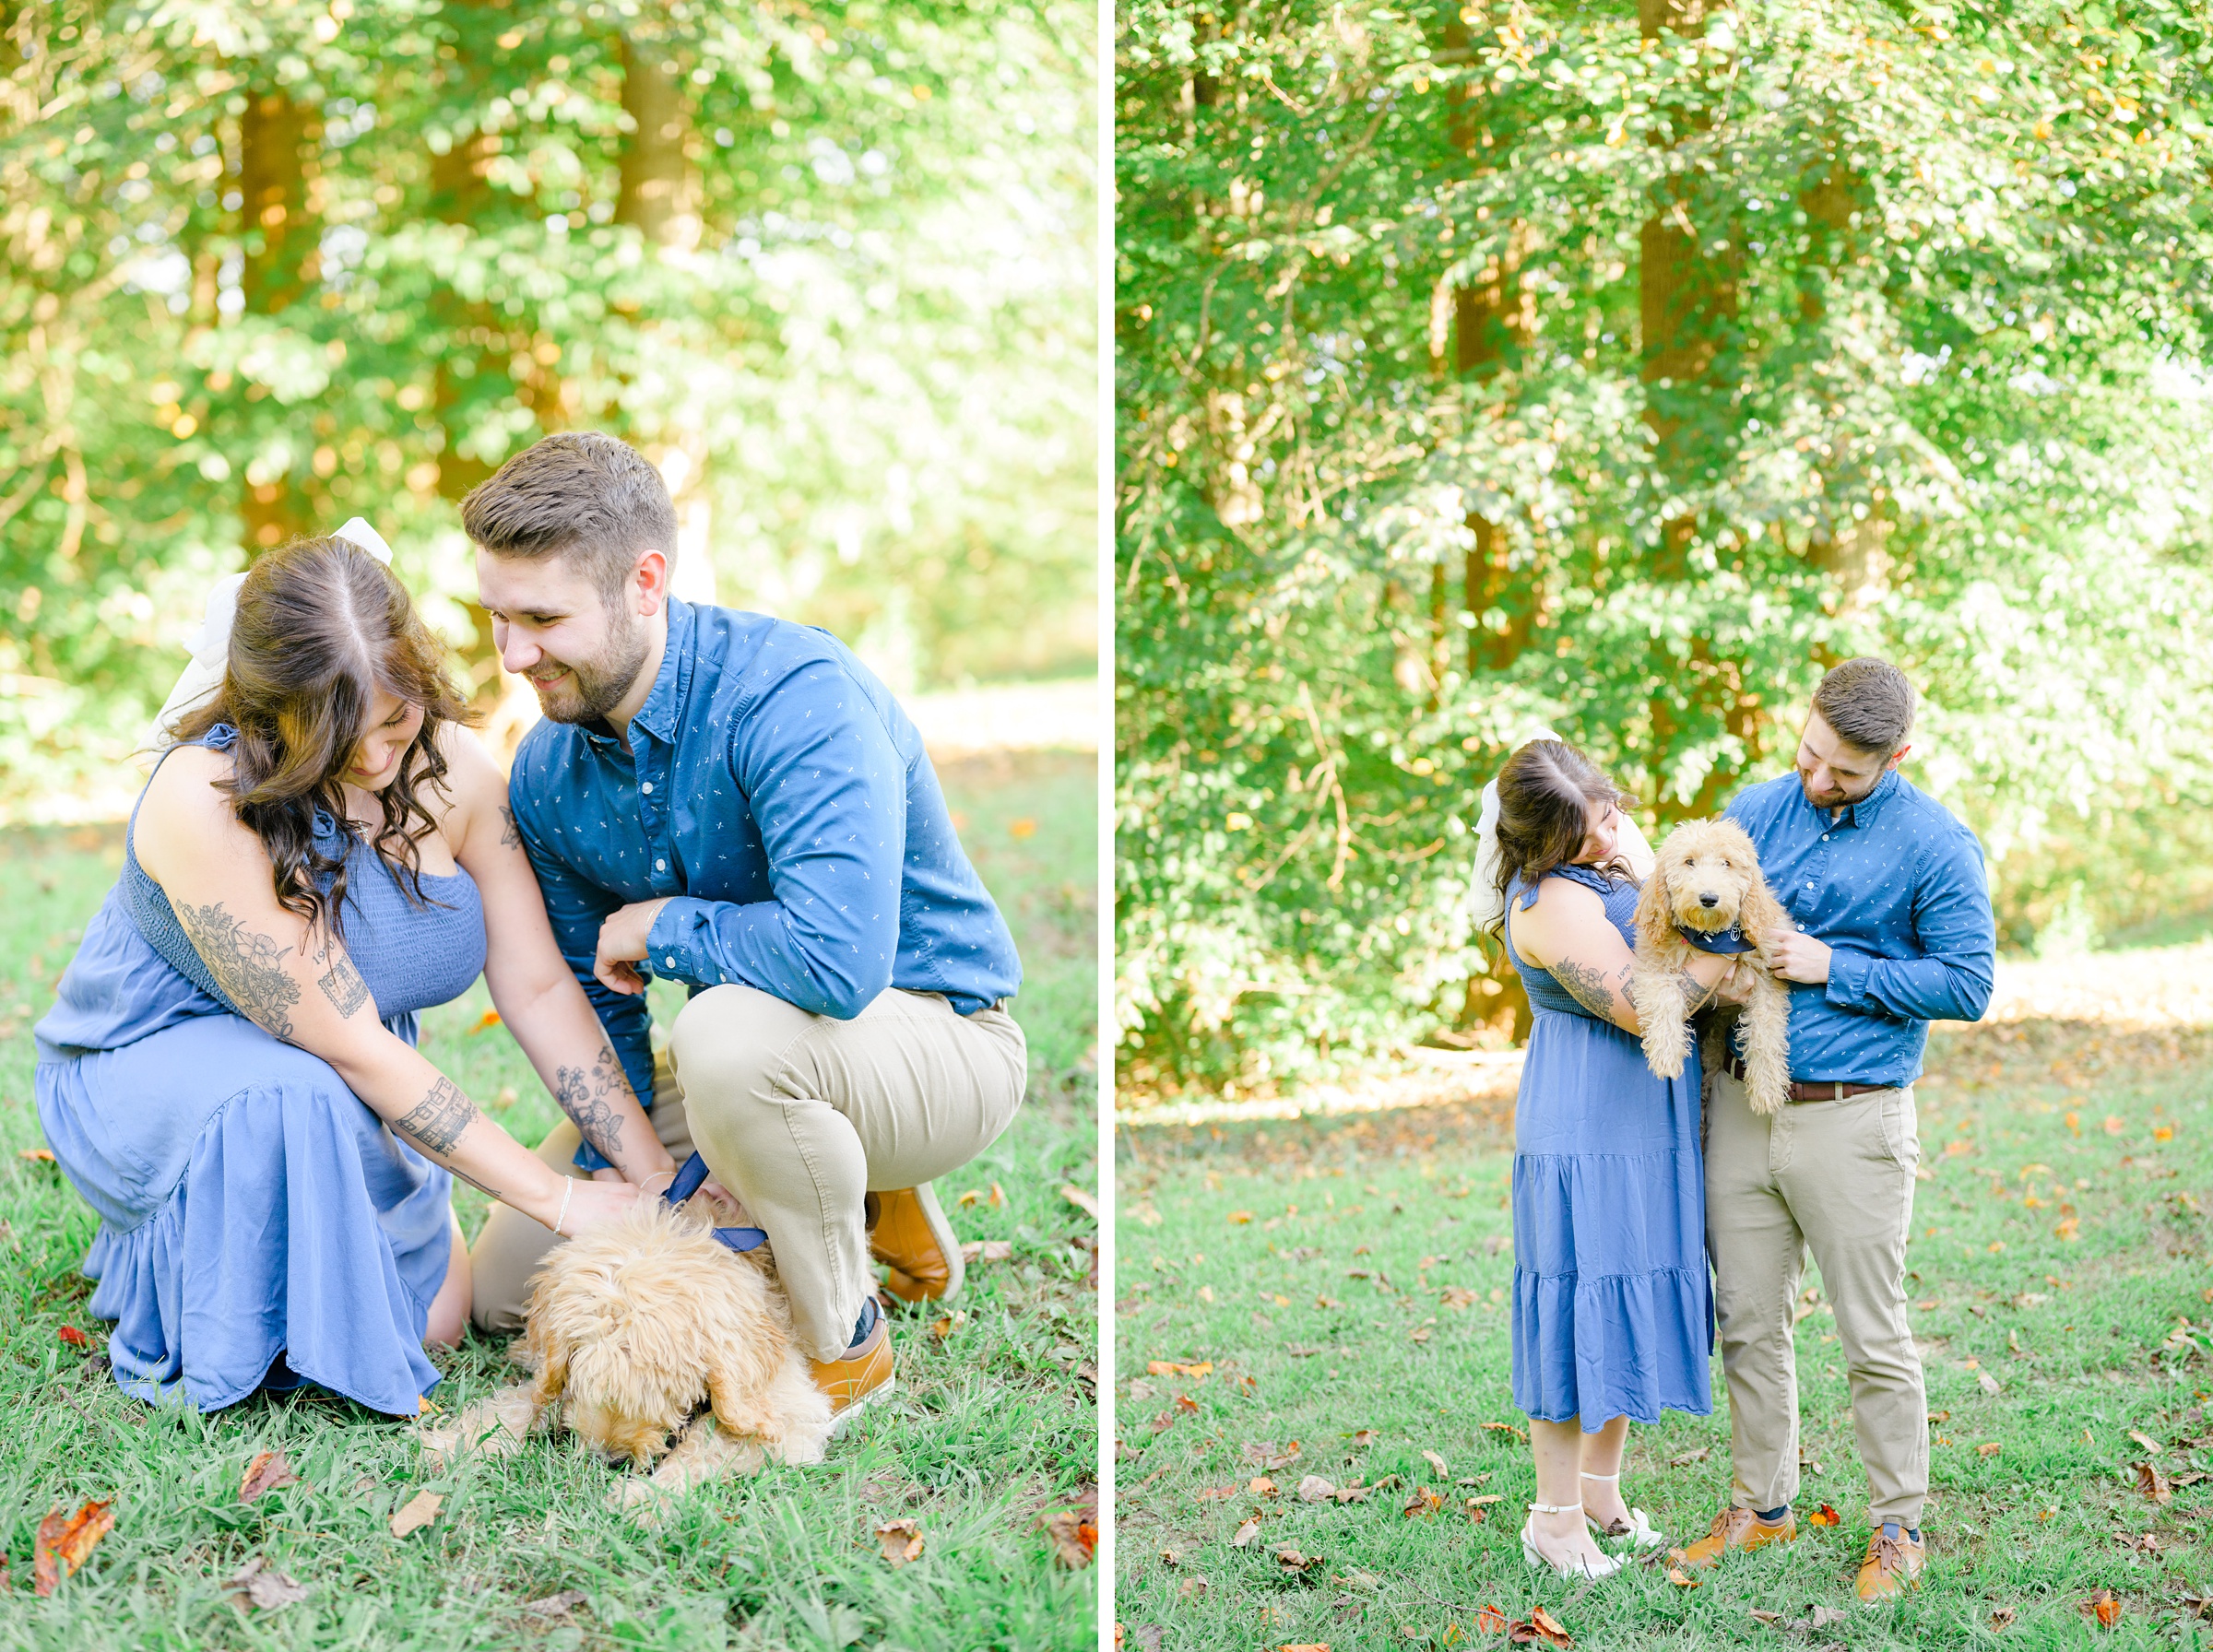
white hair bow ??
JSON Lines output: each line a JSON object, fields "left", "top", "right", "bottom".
{"left": 1467, "top": 725, "right": 1657, "bottom": 932}
{"left": 148, "top": 518, "right": 394, "bottom": 747}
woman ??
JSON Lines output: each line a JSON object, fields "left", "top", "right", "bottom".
{"left": 1485, "top": 738, "right": 1743, "bottom": 1578}
{"left": 34, "top": 525, "right": 677, "bottom": 1415}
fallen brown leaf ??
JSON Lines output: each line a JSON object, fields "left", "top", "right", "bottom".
{"left": 521, "top": 1589, "right": 589, "bottom": 1620}
{"left": 1507, "top": 1604, "right": 1573, "bottom": 1646}
{"left": 56, "top": 1326, "right": 90, "bottom": 1349}
{"left": 1807, "top": 1504, "right": 1840, "bottom": 1527}
{"left": 1978, "top": 1442, "right": 2003, "bottom": 1457}
{"left": 2081, "top": 1588, "right": 2121, "bottom": 1628}
{"left": 239, "top": 1450, "right": 301, "bottom": 1503}
{"left": 2130, "top": 1429, "right": 2163, "bottom": 1456}
{"left": 1748, "top": 1609, "right": 1783, "bottom": 1625}
{"left": 18, "top": 1147, "right": 54, "bottom": 1162}
{"left": 1441, "top": 1286, "right": 1477, "bottom": 1308}
{"left": 1401, "top": 1486, "right": 1444, "bottom": 1518}
{"left": 1148, "top": 1360, "right": 1213, "bottom": 1380}
{"left": 1666, "top": 1566, "right": 1698, "bottom": 1588}
{"left": 1808, "top": 1606, "right": 1847, "bottom": 1629}
{"left": 1475, "top": 1603, "right": 1510, "bottom": 1633}
{"left": 228, "top": 1555, "right": 308, "bottom": 1612}
{"left": 1296, "top": 1475, "right": 1336, "bottom": 1503}
{"left": 960, "top": 1240, "right": 1013, "bottom": 1263}
{"left": 1243, "top": 1440, "right": 1301, "bottom": 1469}
{"left": 1272, "top": 1544, "right": 1324, "bottom": 1574}
{"left": 1198, "top": 1485, "right": 1237, "bottom": 1502}
{"left": 388, "top": 1490, "right": 443, "bottom": 1539}
{"left": 1989, "top": 1605, "right": 2016, "bottom": 1631}
{"left": 1148, "top": 1411, "right": 1174, "bottom": 1436}
{"left": 1059, "top": 1184, "right": 1099, "bottom": 1221}
{"left": 1480, "top": 1421, "right": 1528, "bottom": 1444}
{"left": 1978, "top": 1370, "right": 2002, "bottom": 1396}
{"left": 1249, "top": 1477, "right": 1279, "bottom": 1498}
{"left": 1667, "top": 1447, "right": 1710, "bottom": 1468}
{"left": 1232, "top": 1516, "right": 1261, "bottom": 1548}
{"left": 1331, "top": 1482, "right": 1372, "bottom": 1504}
{"left": 32, "top": 1501, "right": 113, "bottom": 1596}
{"left": 2136, "top": 1461, "right": 2173, "bottom": 1504}
{"left": 1422, "top": 1449, "right": 1450, "bottom": 1478}
{"left": 1045, "top": 1509, "right": 1096, "bottom": 1568}
{"left": 874, "top": 1519, "right": 926, "bottom": 1566}
{"left": 1346, "top": 1429, "right": 1378, "bottom": 1446}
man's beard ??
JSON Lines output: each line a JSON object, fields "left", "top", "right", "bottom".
{"left": 1796, "top": 768, "right": 1875, "bottom": 811}
{"left": 530, "top": 612, "right": 652, "bottom": 726}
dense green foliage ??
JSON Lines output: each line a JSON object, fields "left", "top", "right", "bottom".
{"left": 0, "top": 0, "right": 1095, "bottom": 815}
{"left": 1117, "top": 0, "right": 2213, "bottom": 1095}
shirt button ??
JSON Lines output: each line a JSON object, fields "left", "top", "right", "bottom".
{"left": 665, "top": 956, "right": 677, "bottom": 968}
{"left": 639, "top": 781, "right": 655, "bottom": 794}
{"left": 656, "top": 858, "right": 666, "bottom": 871}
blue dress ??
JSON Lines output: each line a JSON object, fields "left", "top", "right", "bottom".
{"left": 32, "top": 726, "right": 487, "bottom": 1415}
{"left": 1503, "top": 865, "right": 1711, "bottom": 1428}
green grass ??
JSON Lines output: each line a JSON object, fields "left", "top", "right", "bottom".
{"left": 0, "top": 749, "right": 1097, "bottom": 1651}
{"left": 1115, "top": 1013, "right": 2213, "bottom": 1649}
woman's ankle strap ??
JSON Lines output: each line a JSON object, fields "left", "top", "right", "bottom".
{"left": 1528, "top": 1499, "right": 1582, "bottom": 1515}
{"left": 1580, "top": 1469, "right": 1620, "bottom": 1482}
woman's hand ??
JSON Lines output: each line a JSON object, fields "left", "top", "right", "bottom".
{"left": 1710, "top": 958, "right": 1756, "bottom": 1008}
{"left": 544, "top": 1175, "right": 647, "bottom": 1238}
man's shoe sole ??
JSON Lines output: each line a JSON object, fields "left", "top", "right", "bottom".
{"left": 830, "top": 1375, "right": 896, "bottom": 1436}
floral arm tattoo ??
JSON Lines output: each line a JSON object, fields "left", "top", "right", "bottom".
{"left": 395, "top": 1076, "right": 477, "bottom": 1157}
{"left": 552, "top": 1042, "right": 630, "bottom": 1163}
{"left": 175, "top": 900, "right": 302, "bottom": 1042}
{"left": 498, "top": 805, "right": 523, "bottom": 849}
{"left": 1550, "top": 955, "right": 1634, "bottom": 1027}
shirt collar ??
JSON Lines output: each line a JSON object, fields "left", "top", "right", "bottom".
{"left": 580, "top": 597, "right": 694, "bottom": 750}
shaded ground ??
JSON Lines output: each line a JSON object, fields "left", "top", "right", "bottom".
{"left": 1114, "top": 998, "right": 2213, "bottom": 1649}
{"left": 0, "top": 749, "right": 1096, "bottom": 1652}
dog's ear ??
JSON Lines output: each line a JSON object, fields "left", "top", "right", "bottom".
{"left": 1632, "top": 851, "right": 1674, "bottom": 940}
{"left": 522, "top": 1284, "right": 572, "bottom": 1406}
{"left": 1739, "top": 872, "right": 1791, "bottom": 950}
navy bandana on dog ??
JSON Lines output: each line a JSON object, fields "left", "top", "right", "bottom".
{"left": 1675, "top": 924, "right": 1757, "bottom": 955}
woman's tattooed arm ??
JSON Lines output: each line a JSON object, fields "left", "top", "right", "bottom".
{"left": 175, "top": 900, "right": 302, "bottom": 1040}
{"left": 395, "top": 1076, "right": 477, "bottom": 1156}
{"left": 1550, "top": 956, "right": 1634, "bottom": 1027}
{"left": 314, "top": 943, "right": 372, "bottom": 1018}
{"left": 552, "top": 1042, "right": 630, "bottom": 1163}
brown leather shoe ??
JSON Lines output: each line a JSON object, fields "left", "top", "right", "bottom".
{"left": 807, "top": 1310, "right": 894, "bottom": 1431}
{"left": 868, "top": 1185, "right": 964, "bottom": 1303}
{"left": 1675, "top": 1505, "right": 1797, "bottom": 1569}
{"left": 1855, "top": 1525, "right": 1925, "bottom": 1600}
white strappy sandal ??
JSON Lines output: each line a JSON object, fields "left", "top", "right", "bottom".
{"left": 1521, "top": 1498, "right": 1627, "bottom": 1579}
{"left": 1580, "top": 1469, "right": 1666, "bottom": 1551}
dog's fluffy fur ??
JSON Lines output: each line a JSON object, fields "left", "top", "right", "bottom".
{"left": 420, "top": 1198, "right": 833, "bottom": 1504}
{"left": 1629, "top": 816, "right": 1793, "bottom": 1116}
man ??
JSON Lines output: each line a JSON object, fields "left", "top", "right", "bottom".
{"left": 1677, "top": 657, "right": 1994, "bottom": 1600}
{"left": 461, "top": 431, "right": 1026, "bottom": 1422}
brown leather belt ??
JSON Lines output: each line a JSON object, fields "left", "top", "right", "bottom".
{"left": 1724, "top": 1055, "right": 1890, "bottom": 1103}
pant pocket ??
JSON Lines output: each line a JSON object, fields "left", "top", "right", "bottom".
{"left": 1874, "top": 1090, "right": 1919, "bottom": 1168}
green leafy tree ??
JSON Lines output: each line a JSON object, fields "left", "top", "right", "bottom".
{"left": 0, "top": 0, "right": 1095, "bottom": 814}
{"left": 1118, "top": 0, "right": 2213, "bottom": 1097}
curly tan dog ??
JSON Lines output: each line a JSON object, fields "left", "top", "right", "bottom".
{"left": 1630, "top": 816, "right": 1793, "bottom": 1116}
{"left": 420, "top": 1198, "right": 834, "bottom": 1506}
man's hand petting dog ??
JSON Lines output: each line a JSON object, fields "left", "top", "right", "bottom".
{"left": 594, "top": 897, "right": 673, "bottom": 995}
{"left": 1768, "top": 927, "right": 1832, "bottom": 985}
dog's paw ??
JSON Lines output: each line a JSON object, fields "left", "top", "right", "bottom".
{"left": 417, "top": 1386, "right": 538, "bottom": 1469}
{"left": 608, "top": 1475, "right": 671, "bottom": 1525}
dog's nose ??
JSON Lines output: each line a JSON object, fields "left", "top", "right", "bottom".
{"left": 1699, "top": 892, "right": 1720, "bottom": 908}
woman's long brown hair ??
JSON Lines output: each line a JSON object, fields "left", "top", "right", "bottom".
{"left": 1486, "top": 738, "right": 1637, "bottom": 932}
{"left": 171, "top": 535, "right": 476, "bottom": 939}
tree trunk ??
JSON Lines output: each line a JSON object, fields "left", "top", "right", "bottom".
{"left": 618, "top": 33, "right": 700, "bottom": 250}
{"left": 236, "top": 85, "right": 319, "bottom": 553}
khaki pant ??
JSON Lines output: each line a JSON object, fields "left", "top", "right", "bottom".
{"left": 469, "top": 985, "right": 1028, "bottom": 1361}
{"left": 1705, "top": 1066, "right": 1927, "bottom": 1527}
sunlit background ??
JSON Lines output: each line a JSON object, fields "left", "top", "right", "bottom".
{"left": 0, "top": 0, "right": 1096, "bottom": 816}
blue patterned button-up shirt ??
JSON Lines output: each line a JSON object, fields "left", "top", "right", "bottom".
{"left": 508, "top": 599, "right": 1021, "bottom": 1167}
{"left": 1725, "top": 767, "right": 1994, "bottom": 1088}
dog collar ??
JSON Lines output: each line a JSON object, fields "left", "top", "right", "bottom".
{"left": 663, "top": 1151, "right": 770, "bottom": 1254}
{"left": 1675, "top": 924, "right": 1756, "bottom": 955}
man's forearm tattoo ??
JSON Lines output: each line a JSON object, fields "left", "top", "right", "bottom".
{"left": 396, "top": 1077, "right": 476, "bottom": 1156}
{"left": 1550, "top": 956, "right": 1627, "bottom": 1024}
{"left": 553, "top": 1042, "right": 629, "bottom": 1162}
{"left": 316, "top": 947, "right": 372, "bottom": 1018}
{"left": 176, "top": 900, "right": 301, "bottom": 1041}
{"left": 498, "top": 805, "right": 523, "bottom": 849}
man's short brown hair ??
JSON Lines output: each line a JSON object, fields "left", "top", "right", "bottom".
{"left": 458, "top": 431, "right": 678, "bottom": 603}
{"left": 1811, "top": 656, "right": 1915, "bottom": 755}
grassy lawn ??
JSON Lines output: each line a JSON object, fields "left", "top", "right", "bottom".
{"left": 0, "top": 748, "right": 1096, "bottom": 1651}
{"left": 1115, "top": 1006, "right": 2213, "bottom": 1650}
